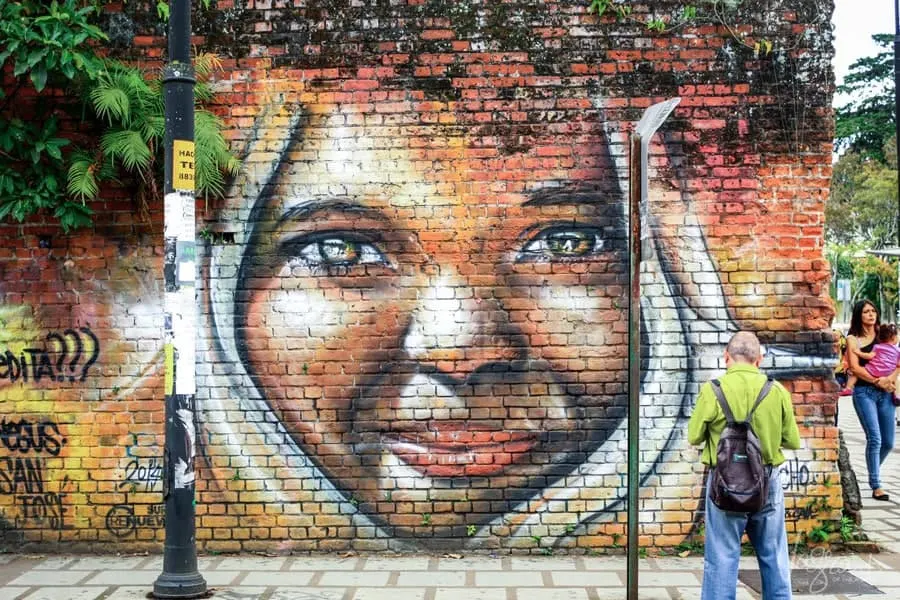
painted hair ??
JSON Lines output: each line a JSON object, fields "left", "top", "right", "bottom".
{"left": 848, "top": 299, "right": 879, "bottom": 338}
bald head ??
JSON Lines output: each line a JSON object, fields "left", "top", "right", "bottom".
{"left": 725, "top": 331, "right": 762, "bottom": 365}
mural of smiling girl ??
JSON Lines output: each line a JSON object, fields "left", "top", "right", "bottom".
{"left": 0, "top": 0, "right": 839, "bottom": 553}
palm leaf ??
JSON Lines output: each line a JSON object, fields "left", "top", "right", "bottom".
{"left": 66, "top": 152, "right": 99, "bottom": 201}
{"left": 90, "top": 77, "right": 130, "bottom": 125}
{"left": 194, "top": 110, "right": 239, "bottom": 196}
{"left": 139, "top": 115, "right": 166, "bottom": 145}
{"left": 101, "top": 129, "right": 152, "bottom": 174}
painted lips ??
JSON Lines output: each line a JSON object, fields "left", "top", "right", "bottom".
{"left": 383, "top": 429, "right": 540, "bottom": 478}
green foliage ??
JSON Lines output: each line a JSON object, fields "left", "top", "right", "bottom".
{"left": 835, "top": 34, "right": 895, "bottom": 163}
{"left": 584, "top": 1, "right": 771, "bottom": 55}
{"left": 155, "top": 0, "right": 212, "bottom": 23}
{"left": 68, "top": 54, "right": 240, "bottom": 209}
{"left": 0, "top": 0, "right": 107, "bottom": 93}
{"left": 839, "top": 516, "right": 858, "bottom": 543}
{"left": 807, "top": 522, "right": 831, "bottom": 544}
{"left": 675, "top": 521, "right": 704, "bottom": 555}
{"left": 466, "top": 524, "right": 477, "bottom": 537}
{"left": 0, "top": 2, "right": 239, "bottom": 231}
{"left": 827, "top": 154, "right": 900, "bottom": 309}
{"left": 827, "top": 137, "right": 898, "bottom": 246}
{"left": 156, "top": 1, "right": 170, "bottom": 21}
{"left": 0, "top": 117, "right": 93, "bottom": 231}
{"left": 0, "top": 0, "right": 107, "bottom": 230}
{"left": 826, "top": 36, "right": 900, "bottom": 317}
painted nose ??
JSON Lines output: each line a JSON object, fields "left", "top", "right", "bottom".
{"left": 402, "top": 276, "right": 527, "bottom": 376}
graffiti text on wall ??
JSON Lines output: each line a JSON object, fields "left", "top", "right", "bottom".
{"left": 13, "top": 474, "right": 71, "bottom": 531}
{"left": 780, "top": 458, "right": 816, "bottom": 493}
{"left": 118, "top": 458, "right": 162, "bottom": 492}
{"left": 0, "top": 418, "right": 70, "bottom": 530}
{"left": 1, "top": 418, "right": 66, "bottom": 456}
{"left": 0, "top": 328, "right": 99, "bottom": 384}
{"left": 105, "top": 503, "right": 165, "bottom": 538}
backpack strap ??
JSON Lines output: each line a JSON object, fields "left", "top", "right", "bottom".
{"left": 710, "top": 379, "right": 737, "bottom": 425}
{"left": 710, "top": 377, "right": 775, "bottom": 425}
{"left": 746, "top": 377, "right": 775, "bottom": 424}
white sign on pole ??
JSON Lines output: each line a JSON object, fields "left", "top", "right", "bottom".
{"left": 836, "top": 279, "right": 851, "bottom": 302}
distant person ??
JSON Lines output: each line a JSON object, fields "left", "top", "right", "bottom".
{"left": 833, "top": 328, "right": 851, "bottom": 396}
{"left": 846, "top": 300, "right": 896, "bottom": 501}
{"left": 688, "top": 331, "right": 800, "bottom": 600}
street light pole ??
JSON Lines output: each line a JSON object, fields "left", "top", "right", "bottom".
{"left": 626, "top": 98, "right": 680, "bottom": 600}
{"left": 894, "top": 0, "right": 900, "bottom": 247}
{"left": 153, "top": 0, "right": 206, "bottom": 597}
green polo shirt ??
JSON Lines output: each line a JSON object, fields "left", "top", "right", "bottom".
{"left": 687, "top": 363, "right": 801, "bottom": 466}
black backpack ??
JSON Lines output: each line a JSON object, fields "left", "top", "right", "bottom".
{"left": 707, "top": 377, "right": 774, "bottom": 513}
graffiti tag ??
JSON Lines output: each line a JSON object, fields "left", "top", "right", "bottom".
{"left": 14, "top": 475, "right": 71, "bottom": 531}
{"left": 105, "top": 503, "right": 165, "bottom": 538}
{"left": 0, "top": 327, "right": 99, "bottom": 384}
{"left": 0, "top": 456, "right": 45, "bottom": 495}
{"left": 780, "top": 457, "right": 812, "bottom": 492}
{"left": 118, "top": 457, "right": 162, "bottom": 492}
{"left": 0, "top": 418, "right": 66, "bottom": 456}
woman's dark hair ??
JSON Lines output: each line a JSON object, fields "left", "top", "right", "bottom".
{"left": 848, "top": 299, "right": 879, "bottom": 337}
{"left": 878, "top": 323, "right": 898, "bottom": 344}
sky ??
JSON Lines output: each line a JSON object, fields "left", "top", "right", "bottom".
{"left": 832, "top": 0, "right": 893, "bottom": 105}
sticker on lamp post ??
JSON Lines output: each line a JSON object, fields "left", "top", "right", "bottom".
{"left": 173, "top": 140, "right": 195, "bottom": 191}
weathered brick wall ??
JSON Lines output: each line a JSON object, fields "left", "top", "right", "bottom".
{"left": 0, "top": 0, "right": 839, "bottom": 553}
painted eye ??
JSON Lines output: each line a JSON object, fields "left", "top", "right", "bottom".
{"left": 283, "top": 236, "right": 389, "bottom": 274}
{"left": 517, "top": 227, "right": 604, "bottom": 262}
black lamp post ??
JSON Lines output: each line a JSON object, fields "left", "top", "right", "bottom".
{"left": 894, "top": 0, "right": 900, "bottom": 246}
{"left": 153, "top": 0, "right": 206, "bottom": 597}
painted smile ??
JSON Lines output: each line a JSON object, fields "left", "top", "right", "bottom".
{"left": 382, "top": 428, "right": 541, "bottom": 478}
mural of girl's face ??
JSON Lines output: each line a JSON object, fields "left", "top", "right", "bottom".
{"left": 236, "top": 99, "right": 629, "bottom": 531}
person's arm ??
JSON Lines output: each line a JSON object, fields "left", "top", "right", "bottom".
{"left": 847, "top": 335, "right": 883, "bottom": 386}
{"left": 780, "top": 386, "right": 801, "bottom": 450}
{"left": 688, "top": 382, "right": 715, "bottom": 446}
{"left": 854, "top": 349, "right": 876, "bottom": 361}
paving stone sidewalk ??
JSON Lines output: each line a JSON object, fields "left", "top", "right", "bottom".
{"left": 0, "top": 396, "right": 895, "bottom": 600}
{"left": 838, "top": 395, "right": 900, "bottom": 555}
{"left": 0, "top": 550, "right": 898, "bottom": 600}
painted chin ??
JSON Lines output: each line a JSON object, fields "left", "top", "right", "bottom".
{"left": 381, "top": 429, "right": 540, "bottom": 478}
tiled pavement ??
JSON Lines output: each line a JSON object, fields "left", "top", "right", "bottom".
{"left": 838, "top": 395, "right": 900, "bottom": 554}
{"left": 0, "top": 551, "right": 899, "bottom": 600}
{"left": 0, "top": 397, "right": 896, "bottom": 600}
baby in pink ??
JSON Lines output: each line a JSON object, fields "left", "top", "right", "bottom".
{"left": 857, "top": 323, "right": 900, "bottom": 381}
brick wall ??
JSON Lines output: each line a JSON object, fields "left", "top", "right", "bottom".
{"left": 0, "top": 0, "right": 839, "bottom": 553}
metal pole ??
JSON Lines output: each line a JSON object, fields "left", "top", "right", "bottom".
{"left": 626, "top": 134, "right": 642, "bottom": 600}
{"left": 153, "top": 0, "right": 206, "bottom": 596}
{"left": 626, "top": 98, "right": 681, "bottom": 600}
{"left": 895, "top": 0, "right": 900, "bottom": 247}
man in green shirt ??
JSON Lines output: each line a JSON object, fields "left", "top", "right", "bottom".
{"left": 688, "top": 331, "right": 800, "bottom": 600}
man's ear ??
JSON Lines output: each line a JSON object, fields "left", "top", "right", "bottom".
{"left": 724, "top": 350, "right": 732, "bottom": 367}
{"left": 753, "top": 354, "right": 762, "bottom": 367}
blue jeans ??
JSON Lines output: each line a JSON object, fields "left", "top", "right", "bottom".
{"left": 852, "top": 384, "right": 896, "bottom": 490}
{"left": 701, "top": 469, "right": 791, "bottom": 600}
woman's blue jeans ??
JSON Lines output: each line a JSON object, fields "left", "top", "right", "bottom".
{"left": 701, "top": 469, "right": 791, "bottom": 600}
{"left": 852, "top": 384, "right": 896, "bottom": 490}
